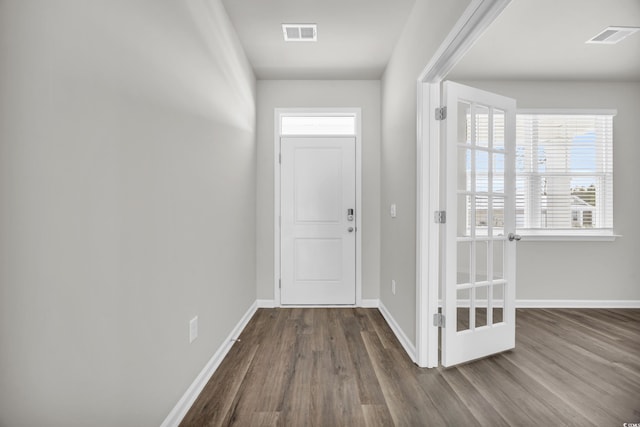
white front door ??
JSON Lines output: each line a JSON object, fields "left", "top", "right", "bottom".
{"left": 442, "top": 81, "right": 518, "bottom": 366}
{"left": 280, "top": 136, "right": 356, "bottom": 305}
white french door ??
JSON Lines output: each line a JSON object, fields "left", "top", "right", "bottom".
{"left": 442, "top": 81, "right": 518, "bottom": 367}
{"left": 280, "top": 136, "right": 356, "bottom": 305}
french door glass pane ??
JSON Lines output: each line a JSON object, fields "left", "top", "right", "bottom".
{"left": 476, "top": 151, "right": 489, "bottom": 192}
{"left": 476, "top": 105, "right": 489, "bottom": 148}
{"left": 492, "top": 196, "right": 505, "bottom": 236}
{"left": 456, "top": 288, "right": 471, "bottom": 332}
{"left": 475, "top": 241, "right": 488, "bottom": 282}
{"left": 458, "top": 195, "right": 472, "bottom": 237}
{"left": 492, "top": 284, "right": 505, "bottom": 324}
{"left": 459, "top": 102, "right": 471, "bottom": 145}
{"left": 475, "top": 285, "right": 489, "bottom": 328}
{"left": 457, "top": 241, "right": 471, "bottom": 284}
{"left": 493, "top": 240, "right": 504, "bottom": 280}
{"left": 493, "top": 152, "right": 505, "bottom": 193}
{"left": 458, "top": 148, "right": 472, "bottom": 192}
{"left": 493, "top": 109, "right": 505, "bottom": 150}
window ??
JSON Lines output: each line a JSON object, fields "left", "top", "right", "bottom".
{"left": 515, "top": 110, "right": 615, "bottom": 238}
{"left": 280, "top": 115, "right": 356, "bottom": 135}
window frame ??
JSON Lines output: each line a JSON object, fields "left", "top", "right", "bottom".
{"left": 515, "top": 109, "right": 618, "bottom": 241}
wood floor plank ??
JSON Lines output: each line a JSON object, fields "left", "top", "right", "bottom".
{"left": 515, "top": 309, "right": 640, "bottom": 423}
{"left": 457, "top": 355, "right": 564, "bottom": 426}
{"left": 519, "top": 309, "right": 640, "bottom": 394}
{"left": 503, "top": 336, "right": 621, "bottom": 426}
{"left": 361, "top": 404, "right": 395, "bottom": 427}
{"left": 247, "top": 412, "right": 279, "bottom": 427}
{"left": 439, "top": 367, "right": 511, "bottom": 427}
{"left": 340, "top": 310, "right": 387, "bottom": 405}
{"left": 220, "top": 311, "right": 298, "bottom": 425}
{"left": 180, "top": 308, "right": 640, "bottom": 427}
{"left": 361, "top": 330, "right": 448, "bottom": 427}
{"left": 486, "top": 356, "right": 595, "bottom": 426}
{"left": 278, "top": 335, "right": 314, "bottom": 426}
{"left": 178, "top": 341, "right": 258, "bottom": 427}
{"left": 321, "top": 309, "right": 367, "bottom": 426}
{"left": 416, "top": 370, "right": 482, "bottom": 427}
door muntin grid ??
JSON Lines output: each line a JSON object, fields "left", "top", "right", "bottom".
{"left": 456, "top": 102, "right": 507, "bottom": 333}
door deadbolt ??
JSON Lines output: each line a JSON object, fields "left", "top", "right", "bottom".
{"left": 347, "top": 208, "right": 354, "bottom": 221}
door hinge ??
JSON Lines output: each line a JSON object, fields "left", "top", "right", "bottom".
{"left": 434, "top": 210, "right": 446, "bottom": 224}
{"left": 279, "top": 153, "right": 281, "bottom": 164}
{"left": 279, "top": 278, "right": 281, "bottom": 289}
{"left": 433, "top": 313, "right": 445, "bottom": 328}
{"left": 435, "top": 106, "right": 447, "bottom": 120}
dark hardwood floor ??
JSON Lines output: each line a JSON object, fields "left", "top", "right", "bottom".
{"left": 180, "top": 308, "right": 640, "bottom": 426}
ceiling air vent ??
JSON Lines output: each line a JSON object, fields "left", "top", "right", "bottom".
{"left": 586, "top": 26, "right": 640, "bottom": 44}
{"left": 282, "top": 24, "right": 317, "bottom": 42}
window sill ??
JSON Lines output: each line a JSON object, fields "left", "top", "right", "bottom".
{"left": 519, "top": 234, "right": 620, "bottom": 242}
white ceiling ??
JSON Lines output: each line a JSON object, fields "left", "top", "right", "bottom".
{"left": 448, "top": 0, "right": 640, "bottom": 82}
{"left": 222, "top": 0, "right": 640, "bottom": 82}
{"left": 220, "top": 0, "right": 417, "bottom": 79}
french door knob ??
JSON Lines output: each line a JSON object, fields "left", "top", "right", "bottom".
{"left": 348, "top": 227, "right": 354, "bottom": 232}
{"left": 508, "top": 232, "right": 521, "bottom": 241}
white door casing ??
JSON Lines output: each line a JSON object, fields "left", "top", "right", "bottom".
{"left": 280, "top": 136, "right": 356, "bottom": 305}
{"left": 442, "top": 81, "right": 517, "bottom": 367}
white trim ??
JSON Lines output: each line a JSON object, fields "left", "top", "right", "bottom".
{"left": 257, "top": 299, "right": 277, "bottom": 308}
{"left": 516, "top": 300, "right": 640, "bottom": 309}
{"left": 274, "top": 108, "right": 362, "bottom": 307}
{"left": 266, "top": 300, "right": 379, "bottom": 309}
{"left": 417, "top": 0, "right": 512, "bottom": 83}
{"left": 276, "top": 304, "right": 355, "bottom": 308}
{"left": 361, "top": 299, "right": 380, "bottom": 308}
{"left": 160, "top": 301, "right": 258, "bottom": 427}
{"left": 415, "top": 0, "right": 512, "bottom": 368}
{"left": 378, "top": 302, "right": 417, "bottom": 363}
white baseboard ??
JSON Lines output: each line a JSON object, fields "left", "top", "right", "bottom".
{"left": 160, "top": 301, "right": 258, "bottom": 427}
{"left": 360, "top": 299, "right": 380, "bottom": 308}
{"left": 257, "top": 299, "right": 276, "bottom": 308}
{"left": 378, "top": 302, "right": 416, "bottom": 363}
{"left": 516, "top": 299, "right": 640, "bottom": 308}
{"left": 257, "top": 299, "right": 380, "bottom": 308}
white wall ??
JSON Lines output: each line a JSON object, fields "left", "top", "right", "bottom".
{"left": 256, "top": 80, "right": 381, "bottom": 301}
{"left": 0, "top": 1, "right": 256, "bottom": 426}
{"left": 457, "top": 80, "right": 640, "bottom": 301}
{"left": 380, "top": 0, "right": 472, "bottom": 346}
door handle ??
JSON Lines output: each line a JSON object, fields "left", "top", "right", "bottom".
{"left": 348, "top": 227, "right": 354, "bottom": 233}
{"left": 508, "top": 232, "right": 521, "bottom": 241}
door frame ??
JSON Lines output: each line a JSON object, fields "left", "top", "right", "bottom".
{"left": 274, "top": 108, "right": 362, "bottom": 307}
{"left": 415, "top": 0, "right": 512, "bottom": 367}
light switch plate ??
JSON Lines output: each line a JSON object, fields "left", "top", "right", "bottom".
{"left": 189, "top": 316, "right": 198, "bottom": 343}
{"left": 390, "top": 204, "right": 397, "bottom": 218}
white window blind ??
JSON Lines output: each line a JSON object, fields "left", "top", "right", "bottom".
{"left": 516, "top": 111, "right": 614, "bottom": 236}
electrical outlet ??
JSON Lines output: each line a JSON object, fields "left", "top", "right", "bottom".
{"left": 390, "top": 204, "right": 397, "bottom": 218}
{"left": 391, "top": 279, "right": 396, "bottom": 295}
{"left": 189, "top": 316, "right": 198, "bottom": 343}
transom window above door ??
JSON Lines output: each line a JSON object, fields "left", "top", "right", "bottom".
{"left": 280, "top": 115, "right": 356, "bottom": 136}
